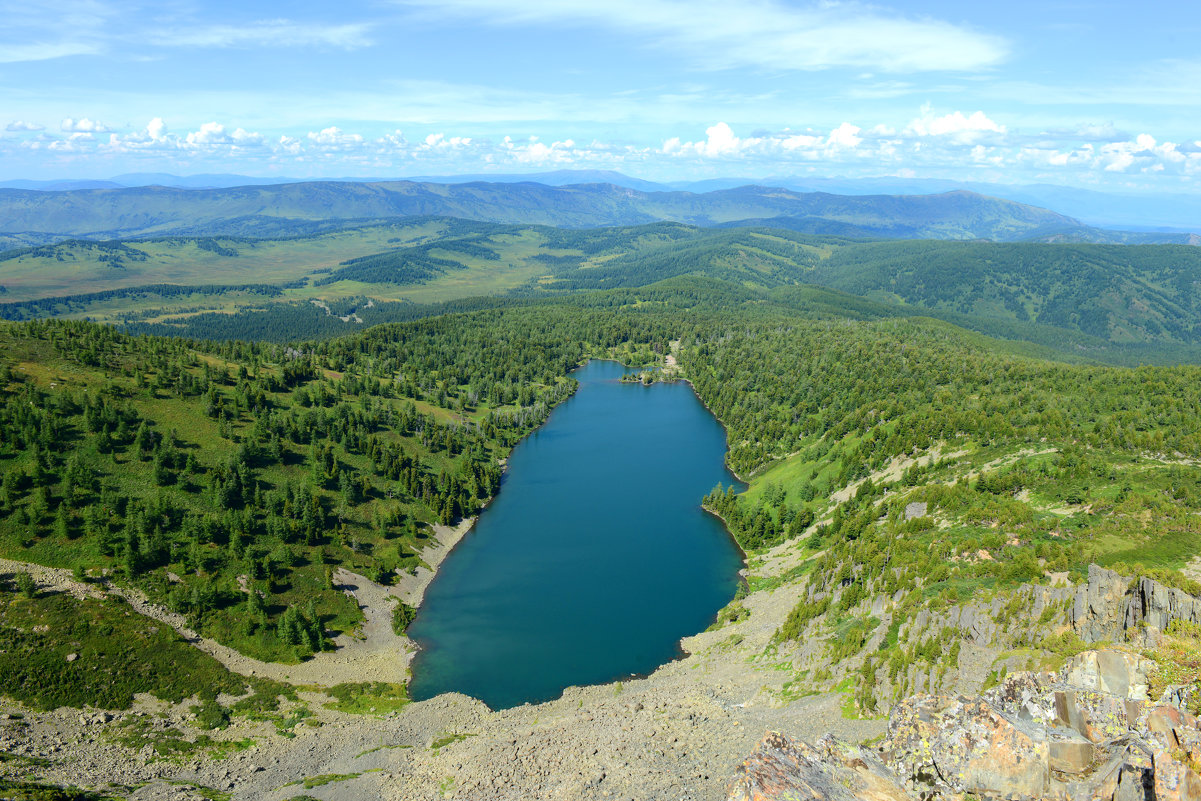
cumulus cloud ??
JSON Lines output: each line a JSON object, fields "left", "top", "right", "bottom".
{"left": 905, "top": 109, "right": 1005, "bottom": 141}
{"left": 15, "top": 112, "right": 1201, "bottom": 192}
{"left": 5, "top": 121, "right": 44, "bottom": 132}
{"left": 307, "top": 127, "right": 365, "bottom": 149}
{"left": 48, "top": 132, "right": 95, "bottom": 151}
{"left": 98, "top": 119, "right": 265, "bottom": 155}
{"left": 1017, "top": 132, "right": 1198, "bottom": 177}
{"left": 663, "top": 121, "right": 865, "bottom": 161}
{"left": 61, "top": 117, "right": 109, "bottom": 133}
{"left": 395, "top": 0, "right": 1007, "bottom": 73}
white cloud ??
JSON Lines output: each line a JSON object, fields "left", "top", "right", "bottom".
{"left": 186, "top": 122, "right": 229, "bottom": 146}
{"left": 48, "top": 132, "right": 95, "bottom": 151}
{"left": 146, "top": 20, "right": 372, "bottom": 49}
{"left": 663, "top": 121, "right": 865, "bottom": 161}
{"left": 61, "top": 117, "right": 109, "bottom": 133}
{"left": 905, "top": 109, "right": 1005, "bottom": 141}
{"left": 395, "top": 0, "right": 1007, "bottom": 73}
{"left": 13, "top": 112, "right": 1201, "bottom": 194}
{"left": 277, "top": 135, "right": 302, "bottom": 155}
{"left": 5, "top": 120, "right": 44, "bottom": 132}
{"left": 147, "top": 117, "right": 167, "bottom": 141}
{"left": 98, "top": 119, "right": 265, "bottom": 154}
{"left": 827, "top": 122, "right": 862, "bottom": 149}
{"left": 307, "top": 127, "right": 365, "bottom": 149}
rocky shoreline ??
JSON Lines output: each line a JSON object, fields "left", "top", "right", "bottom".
{"left": 4, "top": 552, "right": 1201, "bottom": 800}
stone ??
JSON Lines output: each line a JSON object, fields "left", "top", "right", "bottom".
{"left": 886, "top": 695, "right": 1050, "bottom": 800}
{"left": 1154, "top": 749, "right": 1201, "bottom": 801}
{"left": 904, "top": 502, "right": 927, "bottom": 520}
{"left": 727, "top": 732, "right": 913, "bottom": 801}
{"left": 65, "top": 652, "right": 78, "bottom": 662}
{"left": 1128, "top": 578, "right": 1201, "bottom": 634}
{"left": 1061, "top": 650, "right": 1153, "bottom": 701}
{"left": 1073, "top": 565, "right": 1130, "bottom": 644}
{"left": 1115, "top": 764, "right": 1154, "bottom": 801}
{"left": 1049, "top": 730, "right": 1095, "bottom": 775}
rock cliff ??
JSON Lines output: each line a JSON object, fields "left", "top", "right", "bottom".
{"left": 729, "top": 567, "right": 1201, "bottom": 801}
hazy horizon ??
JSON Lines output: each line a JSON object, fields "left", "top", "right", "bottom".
{"left": 3, "top": 1, "right": 1200, "bottom": 195}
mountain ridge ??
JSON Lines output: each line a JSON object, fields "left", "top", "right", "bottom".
{"left": 0, "top": 179, "right": 1153, "bottom": 244}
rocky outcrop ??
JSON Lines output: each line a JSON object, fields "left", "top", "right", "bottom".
{"left": 1127, "top": 576, "right": 1201, "bottom": 634}
{"left": 728, "top": 733, "right": 911, "bottom": 801}
{"left": 730, "top": 648, "right": 1201, "bottom": 801}
{"left": 730, "top": 564, "right": 1201, "bottom": 801}
{"left": 1073, "top": 564, "right": 1201, "bottom": 645}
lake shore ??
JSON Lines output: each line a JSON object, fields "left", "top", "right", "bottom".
{"left": 4, "top": 516, "right": 889, "bottom": 801}
{"left": 0, "top": 518, "right": 477, "bottom": 689}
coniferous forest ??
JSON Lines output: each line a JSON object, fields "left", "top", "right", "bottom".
{"left": 3, "top": 201, "right": 1201, "bottom": 799}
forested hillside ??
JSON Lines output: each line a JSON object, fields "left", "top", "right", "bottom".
{"left": 0, "top": 311, "right": 671, "bottom": 669}
{"left": 6, "top": 276, "right": 1201, "bottom": 798}
{"left": 3, "top": 217, "right": 1200, "bottom": 365}
{"left": 0, "top": 181, "right": 1103, "bottom": 242}
{"left": 808, "top": 240, "right": 1201, "bottom": 346}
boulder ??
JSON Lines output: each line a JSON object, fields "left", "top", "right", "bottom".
{"left": 727, "top": 732, "right": 913, "bottom": 801}
{"left": 1053, "top": 690, "right": 1139, "bottom": 743}
{"left": 1048, "top": 729, "right": 1095, "bottom": 775}
{"left": 1061, "top": 651, "right": 1153, "bottom": 701}
{"left": 886, "top": 695, "right": 1050, "bottom": 800}
{"left": 1153, "top": 750, "right": 1201, "bottom": 801}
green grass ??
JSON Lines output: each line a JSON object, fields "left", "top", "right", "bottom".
{"left": 323, "top": 682, "right": 410, "bottom": 715}
{"left": 0, "top": 588, "right": 245, "bottom": 710}
{"left": 110, "top": 718, "right": 254, "bottom": 762}
{"left": 431, "top": 733, "right": 476, "bottom": 751}
{"left": 0, "top": 778, "right": 120, "bottom": 800}
{"left": 279, "top": 772, "right": 373, "bottom": 791}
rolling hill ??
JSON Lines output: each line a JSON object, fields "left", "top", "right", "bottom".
{"left": 0, "top": 180, "right": 1125, "bottom": 243}
{"left": 4, "top": 217, "right": 1201, "bottom": 363}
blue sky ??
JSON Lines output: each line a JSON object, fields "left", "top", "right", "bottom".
{"left": 2, "top": 0, "right": 1200, "bottom": 190}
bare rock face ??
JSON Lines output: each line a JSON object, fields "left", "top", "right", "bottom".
{"left": 1073, "top": 564, "right": 1201, "bottom": 645}
{"left": 732, "top": 652, "right": 1201, "bottom": 801}
{"left": 1127, "top": 577, "right": 1201, "bottom": 634}
{"left": 1154, "top": 748, "right": 1201, "bottom": 801}
{"left": 1073, "top": 564, "right": 1132, "bottom": 643}
{"left": 884, "top": 695, "right": 1051, "bottom": 799}
{"left": 727, "top": 568, "right": 1201, "bottom": 801}
{"left": 727, "top": 732, "right": 914, "bottom": 801}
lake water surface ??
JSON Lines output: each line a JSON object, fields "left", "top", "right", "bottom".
{"left": 406, "top": 359, "right": 745, "bottom": 709}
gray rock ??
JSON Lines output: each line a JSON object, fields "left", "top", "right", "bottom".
{"left": 1127, "top": 577, "right": 1201, "bottom": 634}
{"left": 727, "top": 732, "right": 913, "bottom": 801}
{"left": 1048, "top": 729, "right": 1094, "bottom": 775}
{"left": 1073, "top": 564, "right": 1130, "bottom": 643}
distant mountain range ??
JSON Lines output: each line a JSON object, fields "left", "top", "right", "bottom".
{"left": 0, "top": 179, "right": 1191, "bottom": 246}
{"left": 2, "top": 170, "right": 1198, "bottom": 232}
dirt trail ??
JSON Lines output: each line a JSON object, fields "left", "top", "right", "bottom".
{"left": 0, "top": 519, "right": 474, "bottom": 688}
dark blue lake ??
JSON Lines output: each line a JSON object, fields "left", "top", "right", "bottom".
{"left": 406, "top": 359, "right": 745, "bottom": 710}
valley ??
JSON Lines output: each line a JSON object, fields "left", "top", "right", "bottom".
{"left": 1, "top": 180, "right": 1201, "bottom": 800}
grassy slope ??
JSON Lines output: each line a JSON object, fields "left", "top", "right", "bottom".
{"left": 4, "top": 219, "right": 1201, "bottom": 365}
{"left": 0, "top": 319, "right": 580, "bottom": 664}
{"left": 678, "top": 309, "right": 1201, "bottom": 707}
